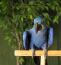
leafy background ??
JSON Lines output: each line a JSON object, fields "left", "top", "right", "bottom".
{"left": 0, "top": 0, "right": 61, "bottom": 65}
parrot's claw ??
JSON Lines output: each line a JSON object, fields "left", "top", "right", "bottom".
{"left": 43, "top": 48, "right": 47, "bottom": 60}
{"left": 32, "top": 48, "right": 35, "bottom": 59}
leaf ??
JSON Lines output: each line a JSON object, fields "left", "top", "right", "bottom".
{"left": 19, "top": 58, "right": 24, "bottom": 65}
{"left": 47, "top": 21, "right": 50, "bottom": 26}
{"left": 53, "top": 16, "right": 59, "bottom": 23}
{"left": 21, "top": 17, "right": 23, "bottom": 22}
{"left": 16, "top": 6, "right": 20, "bottom": 10}
{"left": 51, "top": 5, "right": 55, "bottom": 10}
{"left": 56, "top": 6, "right": 58, "bottom": 12}
{"left": 8, "top": 39, "right": 11, "bottom": 42}
{"left": 45, "top": 6, "right": 48, "bottom": 11}
{"left": 40, "top": 1, "right": 44, "bottom": 4}
{"left": 2, "top": 6, "right": 7, "bottom": 12}
{"left": 42, "top": 13, "right": 49, "bottom": 18}
{"left": 0, "top": 2, "right": 3, "bottom": 5}
{"left": 27, "top": 7, "right": 31, "bottom": 12}
{"left": 8, "top": 39, "right": 12, "bottom": 46}
{"left": 4, "top": 36, "right": 9, "bottom": 40}
{"left": 29, "top": 14, "right": 33, "bottom": 19}
{"left": 29, "top": 1, "right": 34, "bottom": 5}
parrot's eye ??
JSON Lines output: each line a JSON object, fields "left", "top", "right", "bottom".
{"left": 35, "top": 21, "right": 39, "bottom": 24}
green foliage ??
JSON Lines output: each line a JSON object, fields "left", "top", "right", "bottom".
{"left": 0, "top": 0, "right": 61, "bottom": 65}
{"left": 19, "top": 57, "right": 24, "bottom": 65}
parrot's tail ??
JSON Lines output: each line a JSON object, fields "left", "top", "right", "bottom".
{"left": 33, "top": 56, "right": 48, "bottom": 65}
{"left": 33, "top": 56, "right": 40, "bottom": 65}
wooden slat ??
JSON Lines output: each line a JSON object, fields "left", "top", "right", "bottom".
{"left": 40, "top": 55, "right": 45, "bottom": 65}
{"left": 14, "top": 50, "right": 61, "bottom": 56}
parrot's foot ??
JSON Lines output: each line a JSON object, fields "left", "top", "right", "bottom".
{"left": 43, "top": 48, "right": 47, "bottom": 60}
{"left": 32, "top": 48, "right": 35, "bottom": 59}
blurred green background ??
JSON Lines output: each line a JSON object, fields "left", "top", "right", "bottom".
{"left": 47, "top": 18, "right": 61, "bottom": 65}
{"left": 0, "top": 30, "right": 16, "bottom": 65}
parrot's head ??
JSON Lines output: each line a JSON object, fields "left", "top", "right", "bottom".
{"left": 34, "top": 17, "right": 45, "bottom": 33}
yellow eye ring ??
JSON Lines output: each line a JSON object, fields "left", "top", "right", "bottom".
{"left": 35, "top": 21, "right": 39, "bottom": 24}
{"left": 41, "top": 24, "right": 44, "bottom": 31}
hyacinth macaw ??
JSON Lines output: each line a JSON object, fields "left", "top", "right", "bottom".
{"left": 23, "top": 17, "right": 53, "bottom": 65}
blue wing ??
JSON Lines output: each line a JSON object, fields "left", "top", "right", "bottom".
{"left": 48, "top": 27, "right": 54, "bottom": 46}
{"left": 23, "top": 31, "right": 31, "bottom": 49}
{"left": 42, "top": 27, "right": 54, "bottom": 49}
{"left": 23, "top": 31, "right": 27, "bottom": 49}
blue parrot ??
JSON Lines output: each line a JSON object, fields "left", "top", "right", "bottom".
{"left": 23, "top": 17, "right": 53, "bottom": 65}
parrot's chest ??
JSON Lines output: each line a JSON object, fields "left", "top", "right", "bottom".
{"left": 31, "top": 30, "right": 46, "bottom": 47}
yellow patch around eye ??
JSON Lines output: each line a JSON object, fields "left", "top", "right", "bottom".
{"left": 36, "top": 21, "right": 39, "bottom": 23}
{"left": 41, "top": 24, "right": 44, "bottom": 31}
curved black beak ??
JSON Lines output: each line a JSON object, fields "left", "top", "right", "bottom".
{"left": 35, "top": 23, "right": 42, "bottom": 33}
